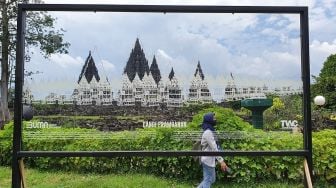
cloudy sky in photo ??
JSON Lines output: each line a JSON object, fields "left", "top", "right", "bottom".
{"left": 25, "top": 0, "right": 336, "bottom": 99}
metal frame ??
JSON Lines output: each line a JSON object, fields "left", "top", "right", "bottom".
{"left": 13, "top": 4, "right": 311, "bottom": 187}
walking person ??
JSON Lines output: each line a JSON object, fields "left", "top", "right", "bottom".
{"left": 197, "top": 112, "right": 228, "bottom": 188}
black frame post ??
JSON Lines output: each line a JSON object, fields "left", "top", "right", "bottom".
{"left": 12, "top": 4, "right": 311, "bottom": 188}
{"left": 300, "top": 7, "right": 313, "bottom": 178}
{"left": 12, "top": 4, "right": 26, "bottom": 188}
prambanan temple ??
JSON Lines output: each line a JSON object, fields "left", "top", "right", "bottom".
{"left": 22, "top": 38, "right": 303, "bottom": 106}
{"left": 118, "top": 38, "right": 212, "bottom": 107}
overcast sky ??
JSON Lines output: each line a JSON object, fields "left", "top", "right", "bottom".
{"left": 25, "top": 0, "right": 336, "bottom": 99}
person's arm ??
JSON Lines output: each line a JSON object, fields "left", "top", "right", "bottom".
{"left": 203, "top": 130, "right": 224, "bottom": 163}
{"left": 204, "top": 131, "right": 228, "bottom": 171}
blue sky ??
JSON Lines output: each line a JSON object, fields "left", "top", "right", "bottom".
{"left": 25, "top": 0, "right": 336, "bottom": 99}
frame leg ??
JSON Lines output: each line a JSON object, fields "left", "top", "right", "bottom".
{"left": 19, "top": 159, "right": 26, "bottom": 188}
{"left": 304, "top": 158, "right": 313, "bottom": 188}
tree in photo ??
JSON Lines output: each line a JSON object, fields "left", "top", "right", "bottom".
{"left": 0, "top": 0, "right": 69, "bottom": 127}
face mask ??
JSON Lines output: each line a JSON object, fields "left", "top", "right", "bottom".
{"left": 212, "top": 113, "right": 216, "bottom": 125}
{"left": 212, "top": 119, "right": 217, "bottom": 126}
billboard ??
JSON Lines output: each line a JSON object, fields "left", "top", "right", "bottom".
{"left": 10, "top": 5, "right": 313, "bottom": 187}
{"left": 20, "top": 10, "right": 305, "bottom": 153}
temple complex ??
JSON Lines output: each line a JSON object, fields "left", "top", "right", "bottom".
{"left": 23, "top": 38, "right": 303, "bottom": 106}
{"left": 119, "top": 39, "right": 182, "bottom": 107}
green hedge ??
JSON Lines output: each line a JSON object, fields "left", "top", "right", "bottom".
{"left": 187, "top": 107, "right": 254, "bottom": 131}
{"left": 0, "top": 107, "right": 335, "bottom": 183}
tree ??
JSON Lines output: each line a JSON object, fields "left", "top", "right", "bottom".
{"left": 264, "top": 97, "right": 285, "bottom": 130}
{"left": 311, "top": 54, "right": 336, "bottom": 109}
{"left": 0, "top": 0, "right": 69, "bottom": 125}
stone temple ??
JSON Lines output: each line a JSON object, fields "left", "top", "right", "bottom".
{"left": 22, "top": 38, "right": 303, "bottom": 106}
{"left": 118, "top": 38, "right": 183, "bottom": 107}
{"left": 165, "top": 68, "right": 183, "bottom": 107}
{"left": 71, "top": 51, "right": 113, "bottom": 105}
{"left": 187, "top": 61, "right": 212, "bottom": 104}
{"left": 223, "top": 73, "right": 267, "bottom": 101}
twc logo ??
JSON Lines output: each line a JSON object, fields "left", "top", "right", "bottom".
{"left": 280, "top": 120, "right": 298, "bottom": 129}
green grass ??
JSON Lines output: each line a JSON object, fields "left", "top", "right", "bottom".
{"left": 0, "top": 166, "right": 334, "bottom": 188}
{"left": 0, "top": 166, "right": 190, "bottom": 188}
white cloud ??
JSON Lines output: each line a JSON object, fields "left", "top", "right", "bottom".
{"left": 311, "top": 40, "right": 336, "bottom": 55}
{"left": 157, "top": 49, "right": 173, "bottom": 62}
{"left": 100, "top": 59, "right": 115, "bottom": 71}
{"left": 49, "top": 54, "right": 83, "bottom": 68}
{"left": 310, "top": 39, "right": 336, "bottom": 76}
{"left": 23, "top": 0, "right": 336, "bottom": 98}
{"left": 26, "top": 52, "right": 119, "bottom": 98}
{"left": 156, "top": 49, "right": 176, "bottom": 76}
{"left": 224, "top": 49, "right": 302, "bottom": 82}
{"left": 309, "top": 0, "right": 336, "bottom": 41}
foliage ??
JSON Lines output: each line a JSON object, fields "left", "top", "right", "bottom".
{"left": 263, "top": 97, "right": 284, "bottom": 130}
{"left": 311, "top": 53, "right": 336, "bottom": 110}
{"left": 269, "top": 97, "right": 285, "bottom": 113}
{"left": 180, "top": 103, "right": 216, "bottom": 115}
{"left": 0, "top": 0, "right": 69, "bottom": 123}
{"left": 311, "top": 108, "right": 336, "bottom": 130}
{"left": 312, "top": 129, "right": 336, "bottom": 181}
{"left": 1, "top": 119, "right": 336, "bottom": 184}
{"left": 228, "top": 100, "right": 242, "bottom": 110}
{"left": 0, "top": 107, "right": 334, "bottom": 183}
{"left": 0, "top": 0, "right": 70, "bottom": 62}
{"left": 264, "top": 96, "right": 303, "bottom": 131}
{"left": 237, "top": 107, "right": 252, "bottom": 116}
{"left": 187, "top": 107, "right": 254, "bottom": 131}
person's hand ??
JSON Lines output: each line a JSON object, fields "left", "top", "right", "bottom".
{"left": 220, "top": 162, "right": 227, "bottom": 172}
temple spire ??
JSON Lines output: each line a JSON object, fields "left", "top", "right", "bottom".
{"left": 149, "top": 55, "right": 161, "bottom": 85}
{"left": 78, "top": 51, "right": 100, "bottom": 84}
{"left": 194, "top": 60, "right": 205, "bottom": 80}
{"left": 123, "top": 38, "right": 149, "bottom": 81}
{"left": 168, "top": 67, "right": 175, "bottom": 81}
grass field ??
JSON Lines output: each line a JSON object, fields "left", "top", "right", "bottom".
{"left": 0, "top": 166, "right": 333, "bottom": 188}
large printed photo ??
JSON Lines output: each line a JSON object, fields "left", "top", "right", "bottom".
{"left": 21, "top": 12, "right": 304, "bottom": 152}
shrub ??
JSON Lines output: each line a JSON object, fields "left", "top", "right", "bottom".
{"left": 187, "top": 107, "right": 254, "bottom": 131}
{"left": 264, "top": 95, "right": 303, "bottom": 131}
{"left": 0, "top": 109, "right": 335, "bottom": 183}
